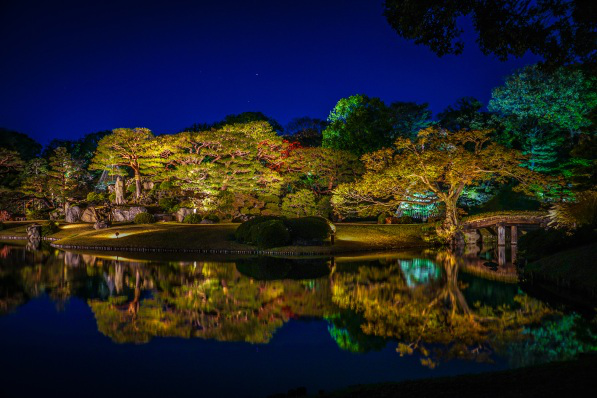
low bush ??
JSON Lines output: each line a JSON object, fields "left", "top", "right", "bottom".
{"left": 235, "top": 216, "right": 284, "bottom": 243}
{"left": 183, "top": 213, "right": 203, "bottom": 224}
{"left": 41, "top": 220, "right": 60, "bottom": 235}
{"left": 204, "top": 214, "right": 220, "bottom": 223}
{"left": 250, "top": 220, "right": 291, "bottom": 249}
{"left": 395, "top": 215, "right": 414, "bottom": 224}
{"left": 25, "top": 209, "right": 49, "bottom": 220}
{"left": 159, "top": 197, "right": 178, "bottom": 213}
{"left": 284, "top": 216, "right": 332, "bottom": 243}
{"left": 133, "top": 212, "right": 155, "bottom": 224}
{"left": 86, "top": 192, "right": 107, "bottom": 204}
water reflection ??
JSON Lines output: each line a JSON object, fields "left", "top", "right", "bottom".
{"left": 0, "top": 242, "right": 595, "bottom": 369}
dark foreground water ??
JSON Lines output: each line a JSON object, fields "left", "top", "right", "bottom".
{"left": 0, "top": 243, "right": 595, "bottom": 397}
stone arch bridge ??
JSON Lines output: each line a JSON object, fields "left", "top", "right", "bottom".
{"left": 461, "top": 211, "right": 549, "bottom": 246}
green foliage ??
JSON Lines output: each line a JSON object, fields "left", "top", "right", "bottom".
{"left": 284, "top": 216, "right": 332, "bottom": 242}
{"left": 437, "top": 97, "right": 496, "bottom": 131}
{"left": 89, "top": 128, "right": 162, "bottom": 200}
{"left": 250, "top": 219, "right": 291, "bottom": 249}
{"left": 86, "top": 191, "right": 107, "bottom": 204}
{"left": 160, "top": 121, "right": 285, "bottom": 199}
{"left": 41, "top": 220, "right": 60, "bottom": 235}
{"left": 281, "top": 189, "right": 318, "bottom": 217}
{"left": 25, "top": 208, "right": 48, "bottom": 220}
{"left": 158, "top": 197, "right": 178, "bottom": 213}
{"left": 322, "top": 95, "right": 431, "bottom": 155}
{"left": 47, "top": 146, "right": 90, "bottom": 205}
{"left": 383, "top": 0, "right": 596, "bottom": 66}
{"left": 235, "top": 216, "right": 284, "bottom": 243}
{"left": 133, "top": 212, "right": 155, "bottom": 224}
{"left": 182, "top": 213, "right": 202, "bottom": 224}
{"left": 159, "top": 181, "right": 174, "bottom": 191}
{"left": 204, "top": 214, "right": 220, "bottom": 223}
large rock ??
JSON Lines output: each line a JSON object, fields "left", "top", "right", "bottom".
{"left": 65, "top": 205, "right": 82, "bottom": 223}
{"left": 111, "top": 206, "right": 147, "bottom": 222}
{"left": 80, "top": 207, "right": 97, "bottom": 223}
{"left": 113, "top": 175, "right": 126, "bottom": 205}
{"left": 175, "top": 207, "right": 194, "bottom": 222}
{"left": 94, "top": 221, "right": 110, "bottom": 230}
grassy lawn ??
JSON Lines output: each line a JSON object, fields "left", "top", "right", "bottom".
{"left": 0, "top": 221, "right": 433, "bottom": 254}
{"left": 524, "top": 243, "right": 597, "bottom": 295}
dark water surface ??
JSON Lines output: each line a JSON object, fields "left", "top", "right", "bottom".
{"left": 0, "top": 243, "right": 595, "bottom": 397}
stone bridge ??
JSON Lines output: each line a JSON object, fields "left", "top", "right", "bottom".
{"left": 461, "top": 212, "right": 549, "bottom": 246}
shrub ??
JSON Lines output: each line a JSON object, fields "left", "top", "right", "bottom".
{"left": 378, "top": 213, "right": 390, "bottom": 224}
{"left": 133, "top": 212, "right": 155, "bottom": 224}
{"left": 159, "top": 197, "right": 178, "bottom": 213}
{"left": 108, "top": 193, "right": 116, "bottom": 202}
{"left": 25, "top": 209, "right": 48, "bottom": 220}
{"left": 183, "top": 213, "right": 203, "bottom": 224}
{"left": 250, "top": 220, "right": 291, "bottom": 249}
{"left": 395, "top": 215, "right": 414, "bottom": 224}
{"left": 204, "top": 214, "right": 220, "bottom": 223}
{"left": 127, "top": 184, "right": 136, "bottom": 193}
{"left": 235, "top": 216, "right": 284, "bottom": 243}
{"left": 284, "top": 216, "right": 332, "bottom": 243}
{"left": 86, "top": 192, "right": 107, "bottom": 203}
{"left": 41, "top": 220, "right": 60, "bottom": 236}
{"left": 159, "top": 181, "right": 174, "bottom": 191}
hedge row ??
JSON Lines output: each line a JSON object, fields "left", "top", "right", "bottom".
{"left": 235, "top": 216, "right": 333, "bottom": 249}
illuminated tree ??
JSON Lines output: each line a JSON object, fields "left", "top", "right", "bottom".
{"left": 383, "top": 0, "right": 597, "bottom": 66}
{"left": 322, "top": 94, "right": 393, "bottom": 155}
{"left": 489, "top": 65, "right": 597, "bottom": 173}
{"left": 160, "top": 121, "right": 286, "bottom": 206}
{"left": 323, "top": 95, "right": 435, "bottom": 155}
{"left": 47, "top": 147, "right": 88, "bottom": 208}
{"left": 332, "top": 128, "right": 541, "bottom": 239}
{"left": 89, "top": 128, "right": 161, "bottom": 200}
{"left": 284, "top": 147, "right": 362, "bottom": 194}
{"left": 20, "top": 158, "right": 50, "bottom": 203}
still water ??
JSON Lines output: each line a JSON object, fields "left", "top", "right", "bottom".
{"left": 0, "top": 243, "right": 595, "bottom": 397}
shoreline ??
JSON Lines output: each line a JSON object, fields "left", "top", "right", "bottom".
{"left": 0, "top": 222, "right": 432, "bottom": 256}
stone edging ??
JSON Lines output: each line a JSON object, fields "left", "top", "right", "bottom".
{"left": 0, "top": 235, "right": 59, "bottom": 242}
{"left": 49, "top": 242, "right": 426, "bottom": 256}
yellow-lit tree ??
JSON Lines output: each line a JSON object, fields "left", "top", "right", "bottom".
{"left": 333, "top": 128, "right": 543, "bottom": 239}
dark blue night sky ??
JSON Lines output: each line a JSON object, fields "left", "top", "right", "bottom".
{"left": 1, "top": 0, "right": 538, "bottom": 144}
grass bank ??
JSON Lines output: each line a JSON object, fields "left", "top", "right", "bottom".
{"left": 9, "top": 222, "right": 432, "bottom": 254}
{"left": 523, "top": 243, "right": 597, "bottom": 298}
{"left": 316, "top": 354, "right": 596, "bottom": 398}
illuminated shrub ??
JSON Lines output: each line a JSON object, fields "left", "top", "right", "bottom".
{"left": 204, "top": 214, "right": 220, "bottom": 223}
{"left": 25, "top": 209, "right": 49, "bottom": 220}
{"left": 182, "top": 213, "right": 202, "bottom": 224}
{"left": 284, "top": 216, "right": 332, "bottom": 243}
{"left": 250, "top": 220, "right": 291, "bottom": 249}
{"left": 235, "top": 216, "right": 284, "bottom": 243}
{"left": 41, "top": 220, "right": 60, "bottom": 235}
{"left": 159, "top": 197, "right": 178, "bottom": 213}
{"left": 86, "top": 192, "right": 107, "bottom": 204}
{"left": 133, "top": 212, "right": 155, "bottom": 224}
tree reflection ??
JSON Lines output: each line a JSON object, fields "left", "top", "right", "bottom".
{"left": 330, "top": 251, "right": 556, "bottom": 368}
{"left": 0, "top": 243, "right": 594, "bottom": 368}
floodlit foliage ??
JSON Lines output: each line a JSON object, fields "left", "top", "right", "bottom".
{"left": 90, "top": 128, "right": 161, "bottom": 200}
{"left": 333, "top": 128, "right": 542, "bottom": 239}
{"left": 160, "top": 121, "right": 286, "bottom": 204}
{"left": 47, "top": 147, "right": 88, "bottom": 207}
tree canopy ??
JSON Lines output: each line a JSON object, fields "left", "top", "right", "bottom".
{"left": 383, "top": 0, "right": 597, "bottom": 66}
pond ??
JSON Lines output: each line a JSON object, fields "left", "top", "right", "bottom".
{"left": 0, "top": 242, "right": 595, "bottom": 397}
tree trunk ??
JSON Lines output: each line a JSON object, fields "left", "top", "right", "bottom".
{"left": 134, "top": 171, "right": 141, "bottom": 201}
{"left": 437, "top": 197, "right": 459, "bottom": 241}
{"left": 114, "top": 175, "right": 126, "bottom": 205}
